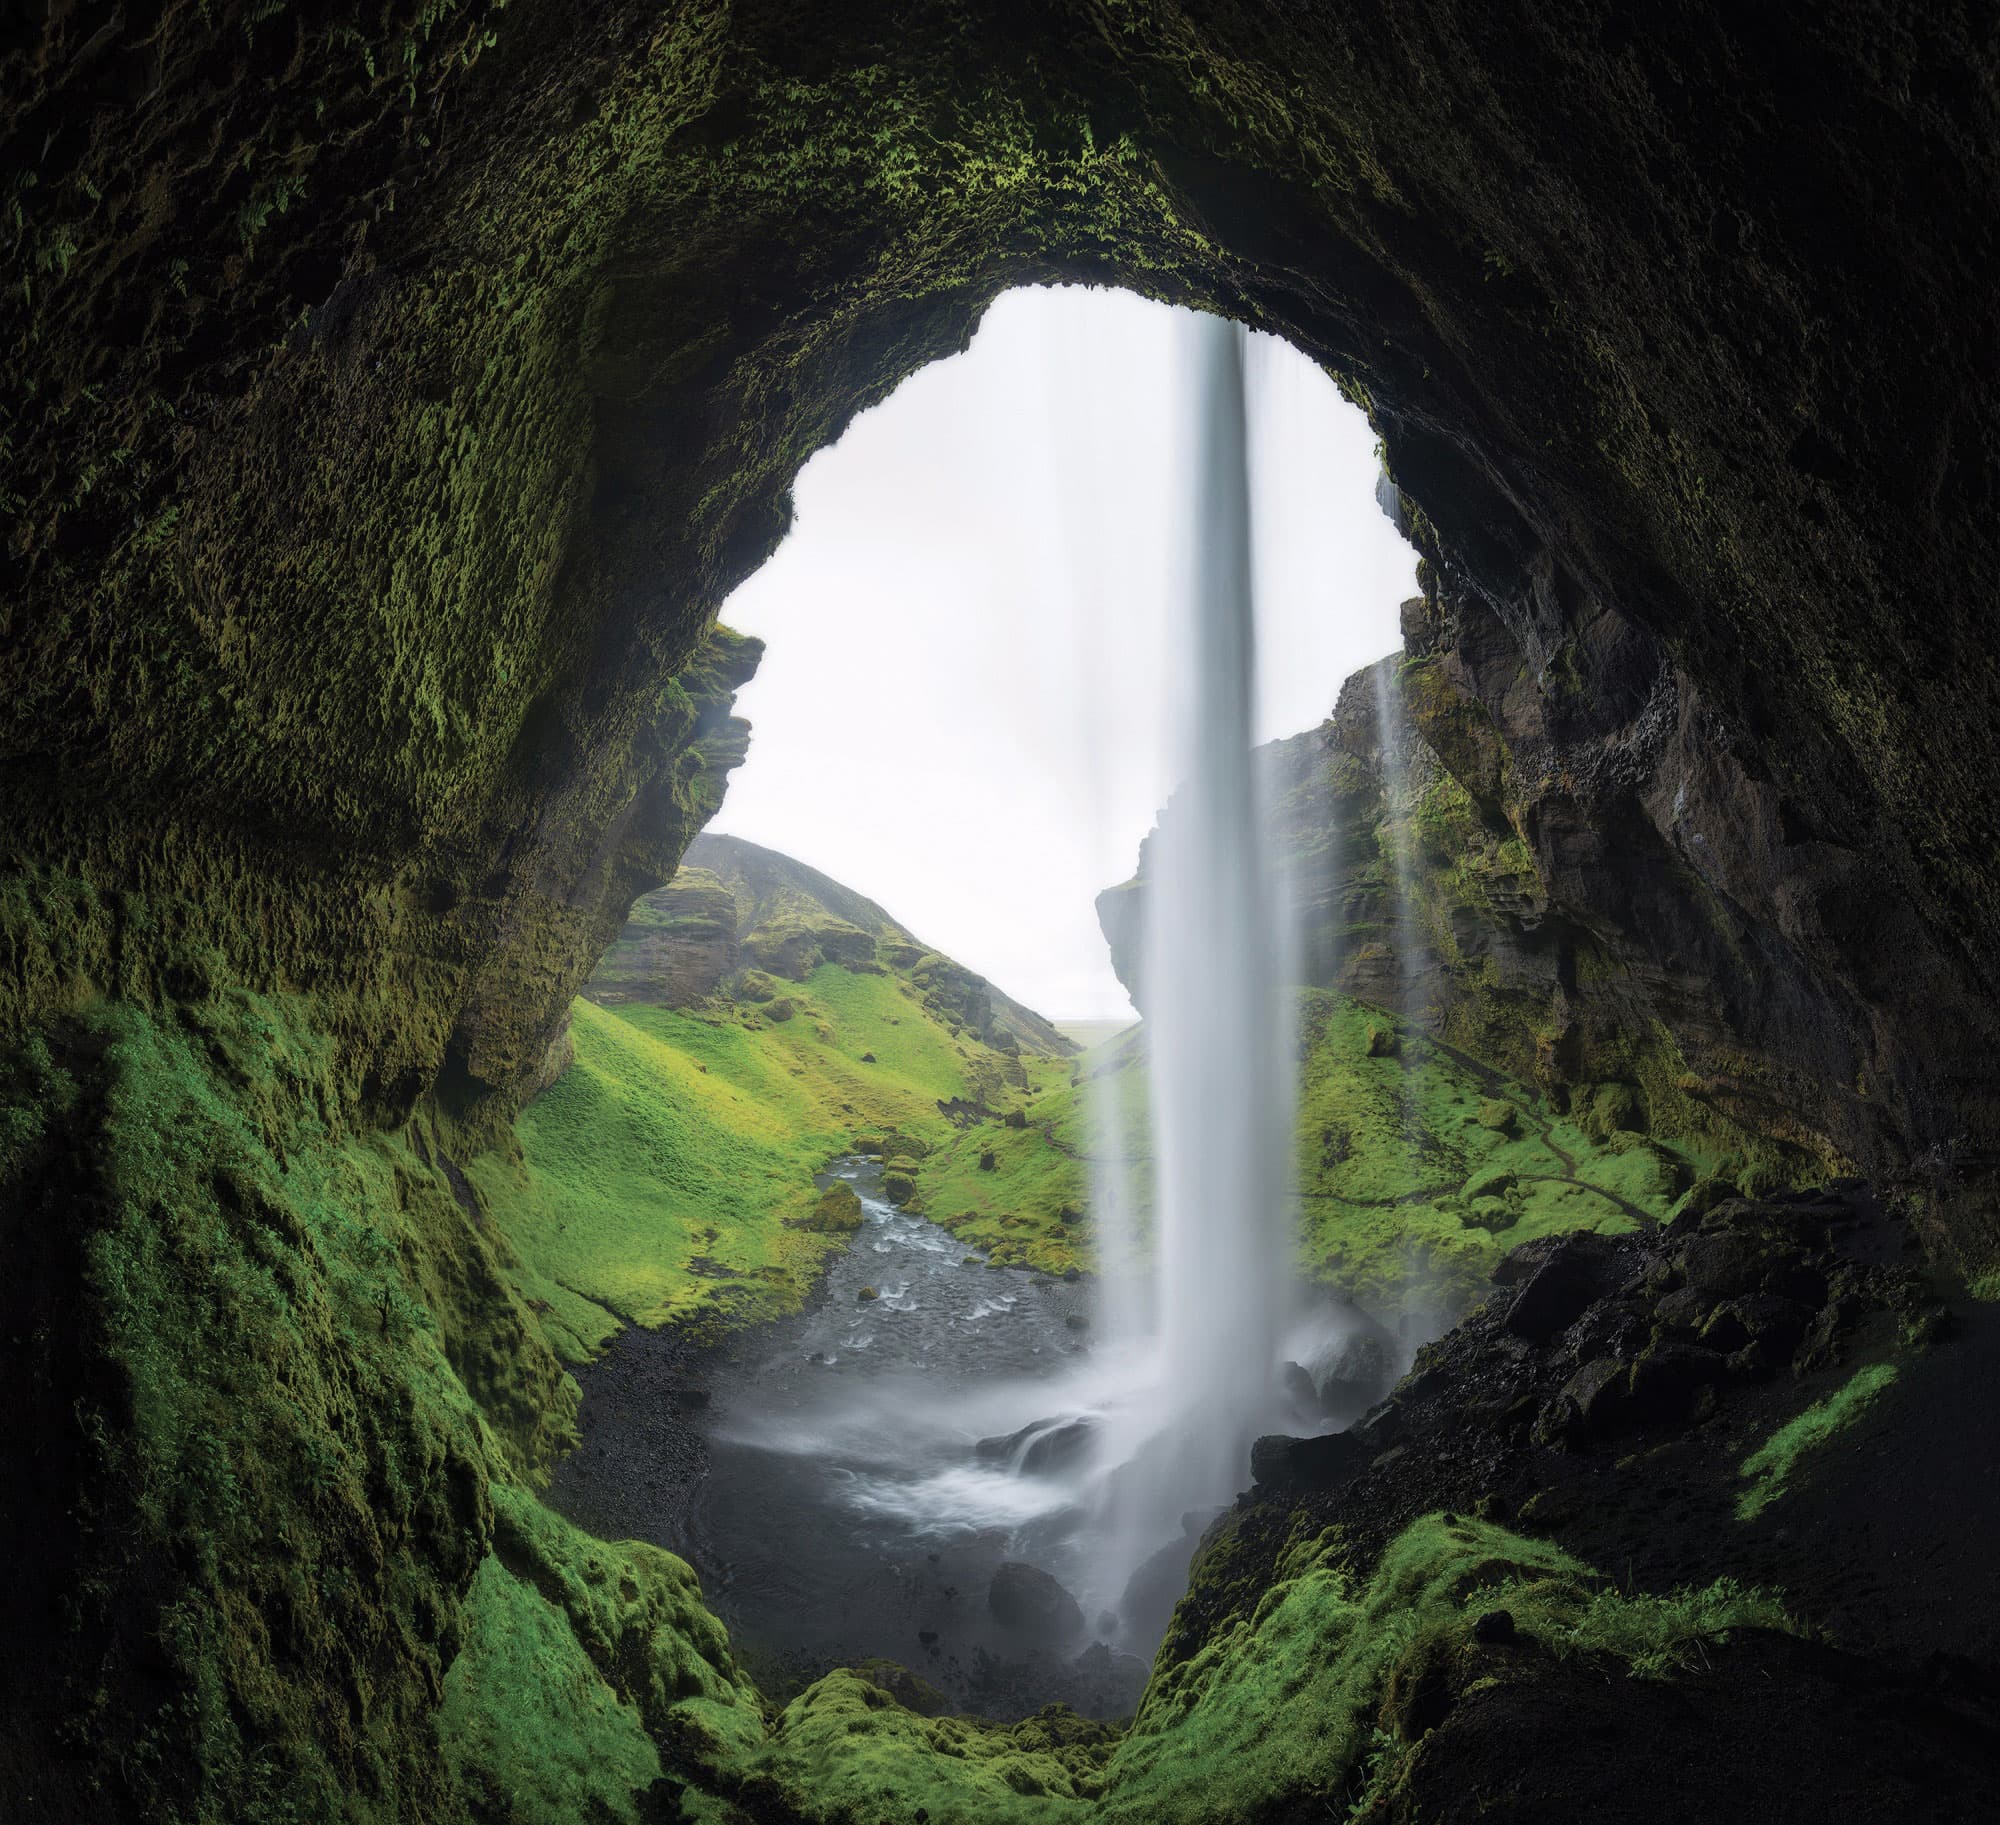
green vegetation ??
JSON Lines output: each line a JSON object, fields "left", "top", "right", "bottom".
{"left": 1737, "top": 1363, "right": 1899, "bottom": 1520}
{"left": 1291, "top": 993, "right": 1703, "bottom": 1318}
{"left": 475, "top": 967, "right": 1073, "bottom": 1352}
{"left": 0, "top": 988, "right": 761, "bottom": 1823}
{"left": 916, "top": 992, "right": 1703, "bottom": 1322}
{"left": 735, "top": 1512, "right": 1795, "bottom": 1825}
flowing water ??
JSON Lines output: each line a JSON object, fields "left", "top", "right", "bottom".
{"left": 557, "top": 310, "right": 1370, "bottom": 1718}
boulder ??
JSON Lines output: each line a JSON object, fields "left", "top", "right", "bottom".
{"left": 976, "top": 1416, "right": 1096, "bottom": 1475}
{"left": 1249, "top": 1429, "right": 1368, "bottom": 1490}
{"left": 1476, "top": 1098, "right": 1519, "bottom": 1133}
{"left": 882, "top": 1171, "right": 916, "bottom": 1203}
{"left": 1306, "top": 1328, "right": 1397, "bottom": 1415}
{"left": 988, "top": 1562, "right": 1085, "bottom": 1639}
{"left": 1626, "top": 1341, "right": 1725, "bottom": 1423}
{"left": 856, "top": 1285, "right": 879, "bottom": 1303}
{"left": 795, "top": 1181, "right": 865, "bottom": 1234}
{"left": 1504, "top": 1235, "right": 1619, "bottom": 1340}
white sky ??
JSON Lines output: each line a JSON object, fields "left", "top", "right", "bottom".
{"left": 710, "top": 286, "right": 1417, "bottom": 1023}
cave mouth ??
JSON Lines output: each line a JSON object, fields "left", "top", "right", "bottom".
{"left": 10, "top": 7, "right": 2000, "bottom": 1818}
{"left": 538, "top": 286, "right": 1418, "bottom": 1718}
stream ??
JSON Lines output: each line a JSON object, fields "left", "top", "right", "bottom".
{"left": 552, "top": 1157, "right": 1156, "bottom": 1719}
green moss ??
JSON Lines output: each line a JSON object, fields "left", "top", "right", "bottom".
{"left": 1, "top": 989, "right": 768, "bottom": 1821}
{"left": 1737, "top": 1363, "right": 1898, "bottom": 1520}
{"left": 1293, "top": 994, "right": 1691, "bottom": 1319}
{"left": 740, "top": 1512, "right": 1794, "bottom": 1825}
{"left": 439, "top": 1556, "right": 666, "bottom": 1824}
{"left": 476, "top": 969, "right": 1071, "bottom": 1350}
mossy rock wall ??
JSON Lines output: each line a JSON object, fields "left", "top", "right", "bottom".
{"left": 4, "top": 3, "right": 1998, "bottom": 1232}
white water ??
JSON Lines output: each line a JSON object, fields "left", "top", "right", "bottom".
{"left": 653, "top": 314, "right": 1366, "bottom": 1694}
{"left": 1074, "top": 313, "right": 1305, "bottom": 1619}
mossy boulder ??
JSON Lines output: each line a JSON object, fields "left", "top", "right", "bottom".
{"left": 1476, "top": 1098, "right": 1520, "bottom": 1134}
{"left": 882, "top": 1171, "right": 917, "bottom": 1204}
{"left": 794, "top": 1182, "right": 865, "bottom": 1235}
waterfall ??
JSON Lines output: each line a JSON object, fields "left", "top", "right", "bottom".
{"left": 1085, "top": 313, "right": 1302, "bottom": 1628}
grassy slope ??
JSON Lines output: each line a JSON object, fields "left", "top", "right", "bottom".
{"left": 914, "top": 991, "right": 1715, "bottom": 1323}
{"left": 472, "top": 967, "right": 1070, "bottom": 1355}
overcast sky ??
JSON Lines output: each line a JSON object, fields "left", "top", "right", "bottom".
{"left": 710, "top": 286, "right": 1417, "bottom": 1022}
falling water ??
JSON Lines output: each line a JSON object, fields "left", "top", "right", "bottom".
{"left": 1084, "top": 312, "right": 1302, "bottom": 1620}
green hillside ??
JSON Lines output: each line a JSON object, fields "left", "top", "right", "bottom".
{"left": 474, "top": 844, "right": 1075, "bottom": 1353}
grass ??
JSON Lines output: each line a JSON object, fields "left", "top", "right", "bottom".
{"left": 1737, "top": 1362, "right": 1899, "bottom": 1520}
{"left": 921, "top": 993, "right": 1703, "bottom": 1320}
{"left": 474, "top": 969, "right": 1070, "bottom": 1353}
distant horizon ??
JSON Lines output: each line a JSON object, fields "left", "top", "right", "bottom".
{"left": 709, "top": 285, "right": 1417, "bottom": 1022}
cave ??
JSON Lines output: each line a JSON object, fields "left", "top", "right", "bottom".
{"left": 5, "top": 3, "right": 2000, "bottom": 1820}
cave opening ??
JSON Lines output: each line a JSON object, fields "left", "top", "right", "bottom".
{"left": 8, "top": 6, "right": 2000, "bottom": 1821}
{"left": 539, "top": 283, "right": 1423, "bottom": 1719}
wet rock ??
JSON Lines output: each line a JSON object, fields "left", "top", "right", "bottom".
{"left": 988, "top": 1561, "right": 1084, "bottom": 1639}
{"left": 1536, "top": 1356, "right": 1628, "bottom": 1443}
{"left": 882, "top": 1170, "right": 916, "bottom": 1203}
{"left": 1119, "top": 1533, "right": 1201, "bottom": 1645}
{"left": 1700, "top": 1293, "right": 1811, "bottom": 1357}
{"left": 856, "top": 1285, "right": 879, "bottom": 1302}
{"left": 1681, "top": 1232, "right": 1770, "bottom": 1298}
{"left": 1249, "top": 1428, "right": 1368, "bottom": 1490}
{"left": 977, "top": 1416, "right": 1095, "bottom": 1475}
{"left": 1306, "top": 1323, "right": 1399, "bottom": 1415}
{"left": 1562, "top": 1297, "right": 1647, "bottom": 1364}
{"left": 1652, "top": 1285, "right": 1716, "bottom": 1335}
{"left": 1281, "top": 1360, "right": 1324, "bottom": 1414}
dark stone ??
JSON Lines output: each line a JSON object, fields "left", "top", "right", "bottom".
{"left": 1003, "top": 1108, "right": 1027, "bottom": 1129}
{"left": 1681, "top": 1233, "right": 1771, "bottom": 1298}
{"left": 1472, "top": 1609, "right": 1517, "bottom": 1645}
{"left": 988, "top": 1561, "right": 1084, "bottom": 1639}
{"left": 976, "top": 1416, "right": 1095, "bottom": 1475}
{"left": 1249, "top": 1429, "right": 1369, "bottom": 1490}
{"left": 978, "top": 1150, "right": 997, "bottom": 1172}
{"left": 1627, "top": 1343, "right": 1725, "bottom": 1423}
{"left": 1506, "top": 1237, "right": 1619, "bottom": 1341}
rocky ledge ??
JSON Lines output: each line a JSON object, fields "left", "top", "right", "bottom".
{"left": 1168, "top": 1185, "right": 2000, "bottom": 1820}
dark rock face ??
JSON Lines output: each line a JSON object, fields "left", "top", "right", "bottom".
{"left": 987, "top": 1561, "right": 1085, "bottom": 1640}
